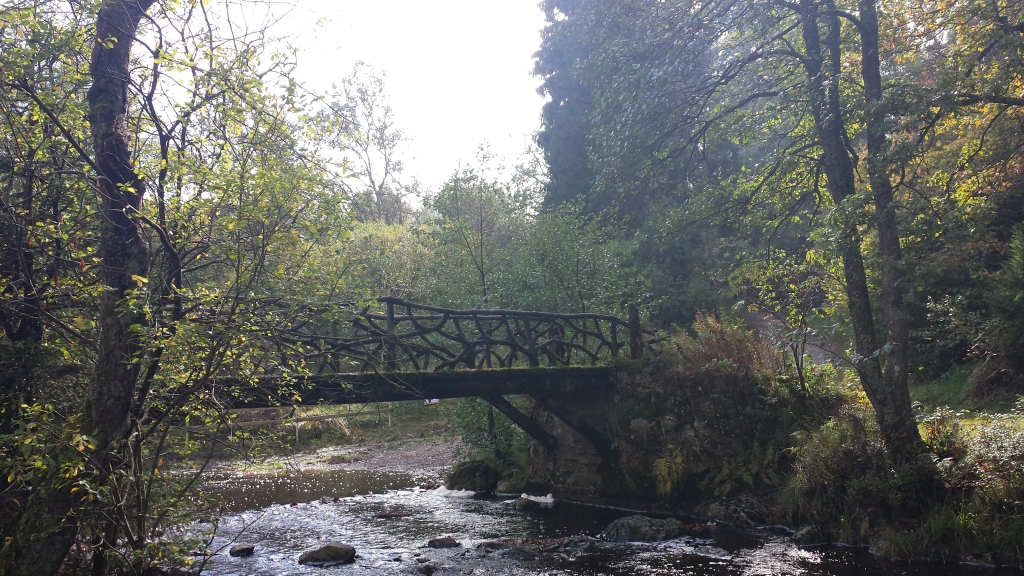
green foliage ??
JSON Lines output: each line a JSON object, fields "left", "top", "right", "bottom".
{"left": 426, "top": 157, "right": 536, "bottom": 307}
{"left": 783, "top": 395, "right": 1024, "bottom": 561}
{"left": 988, "top": 225, "right": 1024, "bottom": 370}
{"left": 419, "top": 155, "right": 648, "bottom": 315}
{"left": 607, "top": 314, "right": 815, "bottom": 501}
{"left": 913, "top": 400, "right": 1024, "bottom": 562}
{"left": 783, "top": 403, "right": 923, "bottom": 535}
{"left": 444, "top": 397, "right": 532, "bottom": 480}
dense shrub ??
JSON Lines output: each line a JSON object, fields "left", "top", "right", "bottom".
{"left": 782, "top": 402, "right": 925, "bottom": 542}
{"left": 610, "top": 314, "right": 818, "bottom": 502}
{"left": 784, "top": 394, "right": 1024, "bottom": 562}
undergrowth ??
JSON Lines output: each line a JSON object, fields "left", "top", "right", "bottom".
{"left": 620, "top": 313, "right": 1024, "bottom": 563}
{"left": 612, "top": 313, "right": 823, "bottom": 503}
{"left": 785, "top": 393, "right": 1024, "bottom": 563}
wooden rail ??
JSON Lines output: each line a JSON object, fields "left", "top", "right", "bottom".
{"left": 278, "top": 298, "right": 652, "bottom": 374}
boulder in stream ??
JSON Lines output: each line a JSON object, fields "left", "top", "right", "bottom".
{"left": 228, "top": 543, "right": 254, "bottom": 557}
{"left": 446, "top": 460, "right": 500, "bottom": 492}
{"left": 600, "top": 515, "right": 685, "bottom": 542}
{"left": 427, "top": 536, "right": 460, "bottom": 548}
{"left": 297, "top": 542, "right": 356, "bottom": 566}
{"left": 513, "top": 493, "right": 554, "bottom": 510}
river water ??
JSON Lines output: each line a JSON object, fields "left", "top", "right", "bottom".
{"left": 195, "top": 468, "right": 1022, "bottom": 576}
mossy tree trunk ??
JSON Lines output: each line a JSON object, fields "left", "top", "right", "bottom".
{"left": 1, "top": 2, "right": 155, "bottom": 575}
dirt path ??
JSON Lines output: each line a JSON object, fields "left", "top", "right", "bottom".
{"left": 738, "top": 311, "right": 845, "bottom": 366}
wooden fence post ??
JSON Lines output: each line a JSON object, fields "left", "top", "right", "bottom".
{"left": 628, "top": 303, "right": 642, "bottom": 360}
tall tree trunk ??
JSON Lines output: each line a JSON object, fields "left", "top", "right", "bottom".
{"left": 0, "top": 3, "right": 155, "bottom": 575}
{"left": 797, "top": 0, "right": 921, "bottom": 458}
{"left": 857, "top": 0, "right": 923, "bottom": 456}
{"left": 84, "top": 0, "right": 154, "bottom": 458}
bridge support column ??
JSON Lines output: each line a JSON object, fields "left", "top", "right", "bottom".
{"left": 481, "top": 394, "right": 557, "bottom": 451}
{"left": 530, "top": 395, "right": 616, "bottom": 459}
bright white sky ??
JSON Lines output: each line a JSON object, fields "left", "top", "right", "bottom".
{"left": 271, "top": 1, "right": 548, "bottom": 192}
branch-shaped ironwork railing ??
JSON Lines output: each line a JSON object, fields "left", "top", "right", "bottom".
{"left": 280, "top": 297, "right": 652, "bottom": 373}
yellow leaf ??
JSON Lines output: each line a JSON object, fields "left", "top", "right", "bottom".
{"left": 130, "top": 274, "right": 148, "bottom": 286}
{"left": 75, "top": 317, "right": 85, "bottom": 330}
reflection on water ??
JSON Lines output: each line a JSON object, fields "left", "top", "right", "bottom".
{"left": 203, "top": 468, "right": 418, "bottom": 512}
{"left": 196, "top": 468, "right": 1023, "bottom": 576}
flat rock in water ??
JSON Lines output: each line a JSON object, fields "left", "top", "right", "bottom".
{"left": 228, "top": 543, "right": 254, "bottom": 557}
{"left": 601, "top": 515, "right": 685, "bottom": 542}
{"left": 427, "top": 536, "right": 460, "bottom": 548}
{"left": 298, "top": 542, "right": 356, "bottom": 566}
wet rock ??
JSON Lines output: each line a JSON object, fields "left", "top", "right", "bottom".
{"left": 514, "top": 497, "right": 542, "bottom": 510}
{"left": 417, "top": 563, "right": 438, "bottom": 575}
{"left": 228, "top": 543, "right": 254, "bottom": 557}
{"left": 502, "top": 544, "right": 539, "bottom": 561}
{"left": 695, "top": 502, "right": 755, "bottom": 528}
{"left": 759, "top": 524, "right": 794, "bottom": 536}
{"left": 297, "top": 542, "right": 356, "bottom": 566}
{"left": 416, "top": 557, "right": 431, "bottom": 563}
{"left": 427, "top": 536, "right": 460, "bottom": 548}
{"left": 695, "top": 494, "right": 772, "bottom": 527}
{"left": 793, "top": 525, "right": 828, "bottom": 545}
{"left": 495, "top": 479, "right": 522, "bottom": 494}
{"left": 600, "top": 515, "right": 685, "bottom": 542}
{"left": 446, "top": 460, "right": 500, "bottom": 492}
{"left": 684, "top": 522, "right": 718, "bottom": 536}
{"left": 475, "top": 540, "right": 511, "bottom": 551}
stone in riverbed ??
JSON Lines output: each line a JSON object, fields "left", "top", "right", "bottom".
{"left": 297, "top": 542, "right": 356, "bottom": 566}
{"left": 446, "top": 460, "right": 500, "bottom": 492}
{"left": 228, "top": 543, "right": 254, "bottom": 557}
{"left": 427, "top": 536, "right": 460, "bottom": 548}
{"left": 600, "top": 515, "right": 684, "bottom": 542}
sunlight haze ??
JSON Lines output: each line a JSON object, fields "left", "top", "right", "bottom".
{"left": 277, "top": 1, "right": 547, "bottom": 192}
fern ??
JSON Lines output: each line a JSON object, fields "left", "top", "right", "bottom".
{"left": 653, "top": 445, "right": 687, "bottom": 497}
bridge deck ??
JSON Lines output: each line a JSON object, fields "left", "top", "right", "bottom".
{"left": 228, "top": 366, "right": 616, "bottom": 409}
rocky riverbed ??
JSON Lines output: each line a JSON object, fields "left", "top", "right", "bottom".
{"left": 191, "top": 438, "right": 1024, "bottom": 575}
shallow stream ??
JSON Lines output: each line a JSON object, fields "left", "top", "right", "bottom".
{"left": 196, "top": 468, "right": 1022, "bottom": 575}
